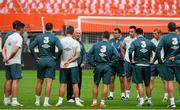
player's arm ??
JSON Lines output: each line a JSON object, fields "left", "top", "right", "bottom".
{"left": 7, "top": 38, "right": 22, "bottom": 61}
{"left": 29, "top": 36, "right": 38, "bottom": 61}
{"left": 87, "top": 45, "right": 96, "bottom": 67}
{"left": 81, "top": 43, "right": 87, "bottom": 67}
{"left": 120, "top": 41, "right": 126, "bottom": 59}
{"left": 128, "top": 42, "right": 135, "bottom": 63}
{"left": 169, "top": 47, "right": 180, "bottom": 62}
{"left": 156, "top": 37, "right": 164, "bottom": 63}
{"left": 150, "top": 42, "right": 158, "bottom": 64}
{"left": 2, "top": 45, "right": 7, "bottom": 62}
{"left": 55, "top": 38, "right": 63, "bottom": 60}
{"left": 110, "top": 46, "right": 120, "bottom": 66}
{"left": 64, "top": 43, "right": 81, "bottom": 67}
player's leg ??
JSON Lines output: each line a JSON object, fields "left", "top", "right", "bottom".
{"left": 107, "top": 72, "right": 115, "bottom": 100}
{"left": 165, "top": 67, "right": 176, "bottom": 108}
{"left": 119, "top": 76, "right": 126, "bottom": 100}
{"left": 118, "top": 63, "right": 126, "bottom": 101}
{"left": 100, "top": 65, "right": 111, "bottom": 108}
{"left": 125, "top": 76, "right": 131, "bottom": 99}
{"left": 56, "top": 68, "right": 68, "bottom": 106}
{"left": 159, "top": 64, "right": 168, "bottom": 102}
{"left": 35, "top": 60, "right": 45, "bottom": 106}
{"left": 144, "top": 66, "right": 153, "bottom": 106}
{"left": 71, "top": 67, "right": 83, "bottom": 106}
{"left": 67, "top": 74, "right": 74, "bottom": 102}
{"left": 168, "top": 80, "right": 175, "bottom": 107}
{"left": 35, "top": 79, "right": 44, "bottom": 106}
{"left": 4, "top": 66, "right": 12, "bottom": 105}
{"left": 91, "top": 84, "right": 99, "bottom": 107}
{"left": 11, "top": 64, "right": 23, "bottom": 106}
{"left": 162, "top": 79, "right": 168, "bottom": 102}
{"left": 4, "top": 80, "right": 12, "bottom": 105}
{"left": 134, "top": 66, "right": 144, "bottom": 106}
{"left": 91, "top": 65, "right": 102, "bottom": 107}
{"left": 148, "top": 65, "right": 157, "bottom": 102}
{"left": 149, "top": 65, "right": 157, "bottom": 91}
{"left": 43, "top": 78, "right": 53, "bottom": 106}
{"left": 44, "top": 57, "right": 56, "bottom": 106}
{"left": 78, "top": 66, "right": 84, "bottom": 102}
{"left": 100, "top": 84, "right": 108, "bottom": 108}
{"left": 150, "top": 76, "right": 155, "bottom": 92}
{"left": 124, "top": 61, "right": 132, "bottom": 100}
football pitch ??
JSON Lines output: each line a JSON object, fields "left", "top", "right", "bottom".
{"left": 0, "top": 70, "right": 179, "bottom": 110}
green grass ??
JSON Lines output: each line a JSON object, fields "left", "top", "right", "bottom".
{"left": 0, "top": 70, "right": 179, "bottom": 109}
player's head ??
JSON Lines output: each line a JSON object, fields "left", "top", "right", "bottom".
{"left": 153, "top": 28, "right": 161, "bottom": 40}
{"left": 14, "top": 21, "right": 25, "bottom": 34}
{"left": 66, "top": 25, "right": 74, "bottom": 35}
{"left": 102, "top": 31, "right": 110, "bottom": 40}
{"left": 45, "top": 22, "right": 53, "bottom": 31}
{"left": 168, "top": 22, "right": 176, "bottom": 32}
{"left": 73, "top": 28, "right": 81, "bottom": 40}
{"left": 135, "top": 28, "right": 144, "bottom": 36}
{"left": 176, "top": 26, "right": 180, "bottom": 34}
{"left": 113, "top": 28, "right": 121, "bottom": 39}
{"left": 129, "top": 25, "right": 136, "bottom": 38}
{"left": 12, "top": 20, "right": 22, "bottom": 29}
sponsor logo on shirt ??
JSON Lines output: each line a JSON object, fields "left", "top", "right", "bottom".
{"left": 42, "top": 44, "right": 50, "bottom": 48}
{"left": 64, "top": 47, "right": 72, "bottom": 51}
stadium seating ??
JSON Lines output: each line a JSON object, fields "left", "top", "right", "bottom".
{"left": 0, "top": 0, "right": 179, "bottom": 16}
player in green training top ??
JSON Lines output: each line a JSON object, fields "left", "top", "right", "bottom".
{"left": 107, "top": 28, "right": 125, "bottom": 101}
{"left": 129, "top": 28, "right": 156, "bottom": 107}
{"left": 29, "top": 23, "right": 63, "bottom": 107}
{"left": 88, "top": 31, "right": 120, "bottom": 108}
{"left": 156, "top": 22, "right": 180, "bottom": 108}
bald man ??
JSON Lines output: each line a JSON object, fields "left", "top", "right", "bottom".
{"left": 66, "top": 29, "right": 86, "bottom": 103}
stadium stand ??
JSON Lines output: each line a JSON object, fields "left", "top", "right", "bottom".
{"left": 0, "top": 0, "right": 179, "bottom": 16}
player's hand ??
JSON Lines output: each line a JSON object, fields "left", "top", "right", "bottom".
{"left": 21, "top": 63, "right": 25, "bottom": 67}
{"left": 80, "top": 64, "right": 85, "bottom": 68}
{"left": 130, "top": 60, "right": 136, "bottom": 64}
{"left": 149, "top": 61, "right": 154, "bottom": 65}
{"left": 162, "top": 59, "right": 166, "bottom": 63}
{"left": 169, "top": 56, "right": 175, "bottom": 62}
{"left": 52, "top": 56, "right": 56, "bottom": 60}
{"left": 63, "top": 62, "right": 69, "bottom": 68}
{"left": 5, "top": 56, "right": 10, "bottom": 62}
{"left": 36, "top": 58, "right": 40, "bottom": 63}
{"left": 3, "top": 57, "right": 7, "bottom": 62}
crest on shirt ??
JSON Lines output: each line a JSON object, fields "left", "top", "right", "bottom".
{"left": 8, "top": 42, "right": 11, "bottom": 46}
{"left": 64, "top": 47, "right": 72, "bottom": 51}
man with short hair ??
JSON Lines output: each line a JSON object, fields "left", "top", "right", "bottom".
{"left": 156, "top": 22, "right": 180, "bottom": 108}
{"left": 149, "top": 28, "right": 168, "bottom": 102}
{"left": 55, "top": 25, "right": 84, "bottom": 106}
{"left": 107, "top": 28, "right": 125, "bottom": 101}
{"left": 121, "top": 25, "right": 137, "bottom": 100}
{"left": 30, "top": 23, "right": 63, "bottom": 107}
{"left": 1, "top": 20, "right": 21, "bottom": 48}
{"left": 129, "top": 28, "right": 156, "bottom": 107}
{"left": 66, "top": 29, "right": 86, "bottom": 103}
{"left": 2, "top": 21, "right": 25, "bottom": 106}
{"left": 88, "top": 31, "right": 120, "bottom": 108}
